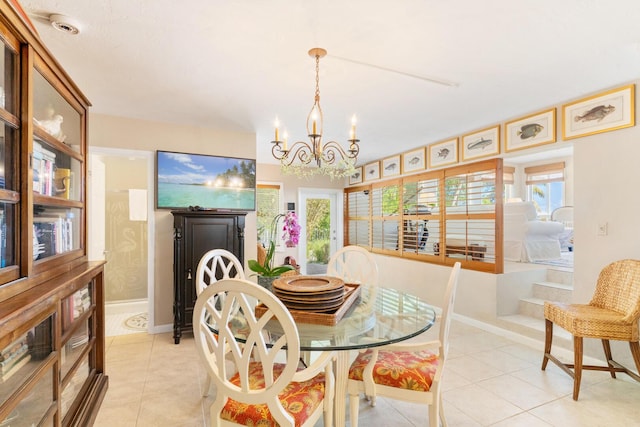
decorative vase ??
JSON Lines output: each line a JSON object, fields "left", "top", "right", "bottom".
{"left": 257, "top": 276, "right": 278, "bottom": 293}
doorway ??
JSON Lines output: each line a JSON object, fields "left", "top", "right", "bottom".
{"left": 88, "top": 148, "right": 154, "bottom": 336}
{"left": 298, "top": 189, "right": 342, "bottom": 275}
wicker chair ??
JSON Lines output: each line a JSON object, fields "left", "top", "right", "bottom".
{"left": 542, "top": 259, "right": 640, "bottom": 400}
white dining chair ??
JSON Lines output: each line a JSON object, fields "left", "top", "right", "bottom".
{"left": 193, "top": 278, "right": 335, "bottom": 426}
{"left": 347, "top": 262, "right": 461, "bottom": 427}
{"left": 327, "top": 245, "right": 379, "bottom": 287}
{"left": 195, "top": 248, "right": 245, "bottom": 396}
{"left": 195, "top": 248, "right": 245, "bottom": 295}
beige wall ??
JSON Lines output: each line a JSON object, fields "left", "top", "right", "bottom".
{"left": 89, "top": 114, "right": 257, "bottom": 327}
{"left": 89, "top": 78, "right": 640, "bottom": 335}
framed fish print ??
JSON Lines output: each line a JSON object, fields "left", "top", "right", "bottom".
{"left": 349, "top": 166, "right": 363, "bottom": 185}
{"left": 428, "top": 138, "right": 458, "bottom": 168}
{"left": 382, "top": 155, "right": 401, "bottom": 178}
{"left": 562, "top": 84, "right": 635, "bottom": 140}
{"left": 461, "top": 125, "right": 500, "bottom": 161}
{"left": 505, "top": 108, "right": 556, "bottom": 152}
{"left": 401, "top": 147, "right": 426, "bottom": 173}
{"left": 364, "top": 161, "right": 380, "bottom": 182}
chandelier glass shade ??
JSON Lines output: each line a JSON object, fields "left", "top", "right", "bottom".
{"left": 271, "top": 48, "right": 360, "bottom": 179}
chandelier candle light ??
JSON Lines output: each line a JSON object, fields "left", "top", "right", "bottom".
{"left": 271, "top": 48, "right": 360, "bottom": 179}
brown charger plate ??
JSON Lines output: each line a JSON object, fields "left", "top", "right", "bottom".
{"left": 255, "top": 283, "right": 362, "bottom": 326}
{"left": 280, "top": 298, "right": 344, "bottom": 312}
{"left": 273, "top": 275, "right": 344, "bottom": 293}
{"left": 274, "top": 287, "right": 346, "bottom": 301}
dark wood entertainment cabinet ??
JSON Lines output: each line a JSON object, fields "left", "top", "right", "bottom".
{"left": 171, "top": 210, "right": 246, "bottom": 343}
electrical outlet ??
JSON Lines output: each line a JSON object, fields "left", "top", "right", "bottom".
{"left": 597, "top": 222, "right": 608, "bottom": 236}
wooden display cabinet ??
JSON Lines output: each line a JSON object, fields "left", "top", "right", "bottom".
{"left": 0, "top": 2, "right": 108, "bottom": 426}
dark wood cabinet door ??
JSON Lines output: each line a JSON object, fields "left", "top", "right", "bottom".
{"left": 172, "top": 211, "right": 246, "bottom": 343}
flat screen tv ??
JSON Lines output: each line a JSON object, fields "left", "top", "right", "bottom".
{"left": 156, "top": 150, "right": 256, "bottom": 211}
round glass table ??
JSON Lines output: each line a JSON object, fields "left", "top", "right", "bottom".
{"left": 226, "top": 284, "right": 436, "bottom": 427}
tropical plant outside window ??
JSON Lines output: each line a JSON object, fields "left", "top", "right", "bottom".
{"left": 256, "top": 184, "right": 281, "bottom": 244}
{"left": 528, "top": 181, "right": 564, "bottom": 218}
{"left": 306, "top": 198, "right": 331, "bottom": 264}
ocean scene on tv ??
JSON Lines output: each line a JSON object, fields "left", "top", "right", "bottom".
{"left": 156, "top": 151, "right": 256, "bottom": 210}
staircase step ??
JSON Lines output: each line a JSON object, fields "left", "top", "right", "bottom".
{"left": 546, "top": 268, "right": 573, "bottom": 286}
{"left": 533, "top": 281, "right": 573, "bottom": 303}
{"left": 518, "top": 297, "right": 545, "bottom": 319}
{"left": 534, "top": 281, "right": 573, "bottom": 291}
{"left": 497, "top": 314, "right": 572, "bottom": 342}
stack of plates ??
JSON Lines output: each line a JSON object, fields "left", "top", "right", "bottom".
{"left": 272, "top": 276, "right": 346, "bottom": 313}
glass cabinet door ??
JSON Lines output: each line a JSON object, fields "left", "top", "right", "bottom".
{"left": 32, "top": 66, "right": 85, "bottom": 263}
{"left": 0, "top": 32, "right": 19, "bottom": 280}
{"left": 0, "top": 315, "right": 55, "bottom": 426}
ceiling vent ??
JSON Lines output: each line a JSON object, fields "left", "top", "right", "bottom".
{"left": 49, "top": 14, "right": 80, "bottom": 35}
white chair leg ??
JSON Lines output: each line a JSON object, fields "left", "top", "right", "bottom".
{"left": 429, "top": 401, "right": 438, "bottom": 427}
{"left": 439, "top": 393, "right": 447, "bottom": 427}
{"left": 349, "top": 393, "right": 360, "bottom": 427}
{"left": 202, "top": 375, "right": 211, "bottom": 397}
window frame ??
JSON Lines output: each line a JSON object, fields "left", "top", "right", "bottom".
{"left": 256, "top": 182, "right": 285, "bottom": 247}
{"left": 345, "top": 158, "right": 504, "bottom": 273}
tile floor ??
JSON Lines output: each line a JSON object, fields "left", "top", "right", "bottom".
{"left": 94, "top": 320, "right": 640, "bottom": 426}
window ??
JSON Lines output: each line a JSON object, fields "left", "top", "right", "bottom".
{"left": 256, "top": 183, "right": 282, "bottom": 244}
{"left": 503, "top": 166, "right": 515, "bottom": 200}
{"left": 525, "top": 162, "right": 565, "bottom": 218}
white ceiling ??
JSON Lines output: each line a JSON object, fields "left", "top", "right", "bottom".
{"left": 19, "top": 0, "right": 640, "bottom": 166}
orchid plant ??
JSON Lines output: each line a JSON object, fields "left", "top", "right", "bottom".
{"left": 249, "top": 212, "right": 300, "bottom": 277}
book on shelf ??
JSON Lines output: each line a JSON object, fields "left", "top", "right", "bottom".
{"left": 0, "top": 353, "right": 31, "bottom": 382}
{"left": 33, "top": 216, "right": 73, "bottom": 259}
{"left": 0, "top": 343, "right": 28, "bottom": 372}
{"left": 0, "top": 334, "right": 31, "bottom": 381}
{"left": 72, "top": 287, "right": 91, "bottom": 319}
{"left": 1, "top": 334, "right": 28, "bottom": 362}
{"left": 32, "top": 141, "right": 57, "bottom": 196}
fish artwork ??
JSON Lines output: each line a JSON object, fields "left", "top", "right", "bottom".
{"left": 408, "top": 156, "right": 420, "bottom": 165}
{"left": 467, "top": 137, "right": 492, "bottom": 150}
{"left": 575, "top": 104, "right": 615, "bottom": 122}
{"left": 351, "top": 171, "right": 360, "bottom": 179}
{"left": 437, "top": 148, "right": 450, "bottom": 158}
{"left": 385, "top": 163, "right": 397, "bottom": 171}
{"left": 517, "top": 123, "right": 543, "bottom": 140}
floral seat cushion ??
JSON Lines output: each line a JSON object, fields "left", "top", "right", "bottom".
{"left": 348, "top": 349, "right": 438, "bottom": 392}
{"left": 223, "top": 362, "right": 326, "bottom": 426}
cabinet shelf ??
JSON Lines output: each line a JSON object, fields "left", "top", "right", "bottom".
{"left": 33, "top": 195, "right": 83, "bottom": 208}
{"left": 33, "top": 127, "right": 82, "bottom": 161}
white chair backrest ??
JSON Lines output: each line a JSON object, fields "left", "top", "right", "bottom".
{"left": 195, "top": 249, "right": 245, "bottom": 295}
{"left": 327, "top": 245, "right": 379, "bottom": 287}
{"left": 440, "top": 262, "right": 461, "bottom": 358}
{"left": 551, "top": 206, "right": 574, "bottom": 226}
{"left": 193, "top": 278, "right": 301, "bottom": 425}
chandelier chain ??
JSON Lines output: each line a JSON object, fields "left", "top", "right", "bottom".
{"left": 314, "top": 53, "right": 321, "bottom": 102}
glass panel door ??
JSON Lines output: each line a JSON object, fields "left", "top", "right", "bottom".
{"left": 299, "top": 190, "right": 341, "bottom": 275}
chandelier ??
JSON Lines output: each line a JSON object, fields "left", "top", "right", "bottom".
{"left": 271, "top": 48, "right": 360, "bottom": 179}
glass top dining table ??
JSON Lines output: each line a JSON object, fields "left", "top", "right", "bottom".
{"left": 226, "top": 283, "right": 437, "bottom": 427}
